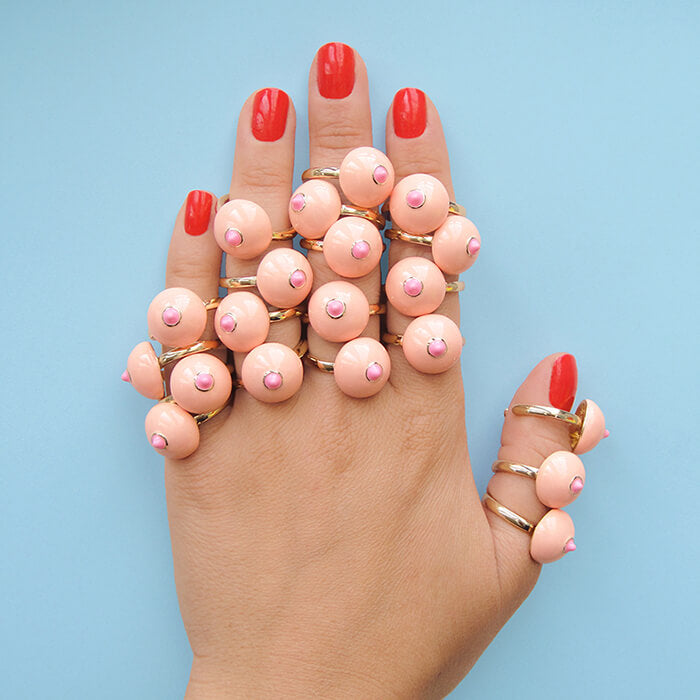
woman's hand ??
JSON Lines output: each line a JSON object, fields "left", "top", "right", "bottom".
{"left": 162, "top": 43, "right": 583, "bottom": 698}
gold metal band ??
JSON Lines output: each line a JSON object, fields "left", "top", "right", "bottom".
{"left": 384, "top": 228, "right": 433, "bottom": 246}
{"left": 158, "top": 340, "right": 221, "bottom": 367}
{"left": 341, "top": 204, "right": 386, "bottom": 229}
{"left": 446, "top": 280, "right": 465, "bottom": 293}
{"left": 509, "top": 404, "right": 582, "bottom": 429}
{"left": 301, "top": 303, "right": 386, "bottom": 324}
{"left": 482, "top": 493, "right": 534, "bottom": 534}
{"left": 304, "top": 353, "right": 335, "bottom": 373}
{"left": 203, "top": 297, "right": 221, "bottom": 310}
{"left": 219, "top": 276, "right": 257, "bottom": 289}
{"left": 382, "top": 332, "right": 403, "bottom": 346}
{"left": 194, "top": 403, "right": 227, "bottom": 425}
{"left": 217, "top": 194, "right": 295, "bottom": 239}
{"left": 269, "top": 307, "right": 304, "bottom": 323}
{"left": 491, "top": 460, "right": 538, "bottom": 480}
{"left": 449, "top": 201, "right": 466, "bottom": 216}
{"left": 301, "top": 166, "right": 340, "bottom": 181}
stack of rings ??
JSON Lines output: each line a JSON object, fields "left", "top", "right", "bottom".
{"left": 483, "top": 399, "right": 609, "bottom": 563}
{"left": 124, "top": 146, "right": 482, "bottom": 456}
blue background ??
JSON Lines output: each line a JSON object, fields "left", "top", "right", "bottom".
{"left": 2, "top": 1, "right": 697, "bottom": 697}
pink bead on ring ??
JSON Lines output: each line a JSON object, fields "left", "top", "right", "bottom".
{"left": 389, "top": 173, "right": 450, "bottom": 235}
{"left": 213, "top": 198, "right": 273, "bottom": 259}
{"left": 288, "top": 179, "right": 342, "bottom": 239}
{"left": 147, "top": 287, "right": 208, "bottom": 347}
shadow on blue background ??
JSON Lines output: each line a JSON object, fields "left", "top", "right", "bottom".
{"left": 2, "top": 1, "right": 697, "bottom": 697}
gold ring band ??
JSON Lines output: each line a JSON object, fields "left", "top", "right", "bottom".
{"left": 341, "top": 204, "right": 385, "bottom": 229}
{"left": 449, "top": 201, "right": 466, "bottom": 216}
{"left": 509, "top": 404, "right": 582, "bottom": 429}
{"left": 446, "top": 280, "right": 465, "bottom": 293}
{"left": 269, "top": 307, "right": 304, "bottom": 323}
{"left": 219, "top": 276, "right": 257, "bottom": 289}
{"left": 217, "top": 194, "right": 295, "bottom": 239}
{"left": 194, "top": 403, "right": 227, "bottom": 425}
{"left": 301, "top": 166, "right": 340, "bottom": 181}
{"left": 491, "top": 460, "right": 538, "bottom": 480}
{"left": 158, "top": 340, "right": 221, "bottom": 367}
{"left": 304, "top": 353, "right": 335, "bottom": 373}
{"left": 482, "top": 493, "right": 534, "bottom": 534}
{"left": 384, "top": 228, "right": 433, "bottom": 246}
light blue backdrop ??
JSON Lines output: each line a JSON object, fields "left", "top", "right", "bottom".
{"left": 2, "top": 1, "right": 697, "bottom": 697}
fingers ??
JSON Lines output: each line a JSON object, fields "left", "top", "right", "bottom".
{"left": 165, "top": 190, "right": 221, "bottom": 342}
{"left": 226, "top": 88, "right": 299, "bottom": 373}
{"left": 306, "top": 43, "right": 380, "bottom": 363}
{"left": 385, "top": 89, "right": 461, "bottom": 381}
{"left": 485, "top": 353, "right": 579, "bottom": 606}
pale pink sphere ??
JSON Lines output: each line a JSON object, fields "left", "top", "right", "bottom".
{"left": 385, "top": 256, "right": 446, "bottom": 317}
{"left": 333, "top": 337, "right": 391, "bottom": 398}
{"left": 530, "top": 509, "right": 576, "bottom": 564}
{"left": 536, "top": 451, "right": 586, "bottom": 509}
{"left": 241, "top": 342, "right": 304, "bottom": 403}
{"left": 170, "top": 353, "right": 232, "bottom": 414}
{"left": 338, "top": 146, "right": 395, "bottom": 207}
{"left": 322, "top": 216, "right": 383, "bottom": 278}
{"left": 389, "top": 173, "right": 450, "bottom": 234}
{"left": 307, "top": 281, "right": 370, "bottom": 343}
{"left": 432, "top": 216, "right": 481, "bottom": 275}
{"left": 214, "top": 291, "right": 270, "bottom": 352}
{"left": 144, "top": 402, "right": 200, "bottom": 459}
{"left": 574, "top": 399, "right": 607, "bottom": 454}
{"left": 213, "top": 198, "right": 273, "bottom": 259}
{"left": 256, "top": 248, "right": 313, "bottom": 308}
{"left": 125, "top": 341, "right": 164, "bottom": 399}
{"left": 288, "top": 179, "right": 342, "bottom": 239}
{"left": 147, "top": 287, "right": 207, "bottom": 348}
{"left": 401, "top": 313, "right": 462, "bottom": 374}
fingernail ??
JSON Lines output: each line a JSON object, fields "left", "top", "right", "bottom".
{"left": 251, "top": 88, "right": 289, "bottom": 142}
{"left": 317, "top": 42, "right": 355, "bottom": 99}
{"left": 185, "top": 190, "right": 213, "bottom": 236}
{"left": 549, "top": 353, "right": 577, "bottom": 411}
{"left": 393, "top": 88, "right": 427, "bottom": 138}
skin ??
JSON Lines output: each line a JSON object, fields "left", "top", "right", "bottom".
{"left": 162, "top": 45, "right": 581, "bottom": 698}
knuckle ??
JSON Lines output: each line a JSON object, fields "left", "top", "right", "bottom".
{"left": 312, "top": 120, "right": 367, "bottom": 156}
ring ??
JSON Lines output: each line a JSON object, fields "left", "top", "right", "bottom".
{"left": 381, "top": 201, "right": 466, "bottom": 221}
{"left": 340, "top": 204, "right": 386, "bottom": 229}
{"left": 158, "top": 339, "right": 221, "bottom": 366}
{"left": 232, "top": 337, "right": 309, "bottom": 389}
{"left": 482, "top": 493, "right": 534, "bottom": 534}
{"left": 482, "top": 492, "right": 577, "bottom": 564}
{"left": 384, "top": 227, "right": 433, "bottom": 246}
{"left": 492, "top": 453, "right": 586, "bottom": 509}
{"left": 160, "top": 394, "right": 228, "bottom": 425}
{"left": 304, "top": 353, "right": 335, "bottom": 373}
{"left": 301, "top": 166, "right": 339, "bottom": 181}
{"left": 218, "top": 194, "right": 295, "bottom": 239}
{"left": 268, "top": 307, "right": 304, "bottom": 322}
{"left": 219, "top": 275, "right": 257, "bottom": 289}
{"left": 508, "top": 401, "right": 608, "bottom": 455}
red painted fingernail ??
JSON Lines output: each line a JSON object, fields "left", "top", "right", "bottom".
{"left": 251, "top": 88, "right": 289, "bottom": 142}
{"left": 393, "top": 88, "right": 427, "bottom": 138}
{"left": 549, "top": 354, "right": 578, "bottom": 411}
{"left": 317, "top": 42, "right": 355, "bottom": 99}
{"left": 184, "top": 190, "right": 213, "bottom": 236}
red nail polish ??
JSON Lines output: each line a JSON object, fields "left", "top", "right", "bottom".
{"left": 317, "top": 42, "right": 355, "bottom": 99}
{"left": 185, "top": 190, "right": 213, "bottom": 236}
{"left": 393, "top": 88, "right": 427, "bottom": 138}
{"left": 549, "top": 354, "right": 578, "bottom": 411}
{"left": 251, "top": 88, "right": 289, "bottom": 142}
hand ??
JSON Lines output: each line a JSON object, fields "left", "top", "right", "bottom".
{"left": 161, "top": 43, "right": 587, "bottom": 698}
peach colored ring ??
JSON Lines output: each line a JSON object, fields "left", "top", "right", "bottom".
{"left": 232, "top": 338, "right": 308, "bottom": 389}
{"left": 218, "top": 194, "right": 295, "bottom": 239}
{"left": 482, "top": 493, "right": 577, "bottom": 564}
{"left": 510, "top": 400, "right": 608, "bottom": 455}
{"left": 492, "top": 451, "right": 586, "bottom": 509}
